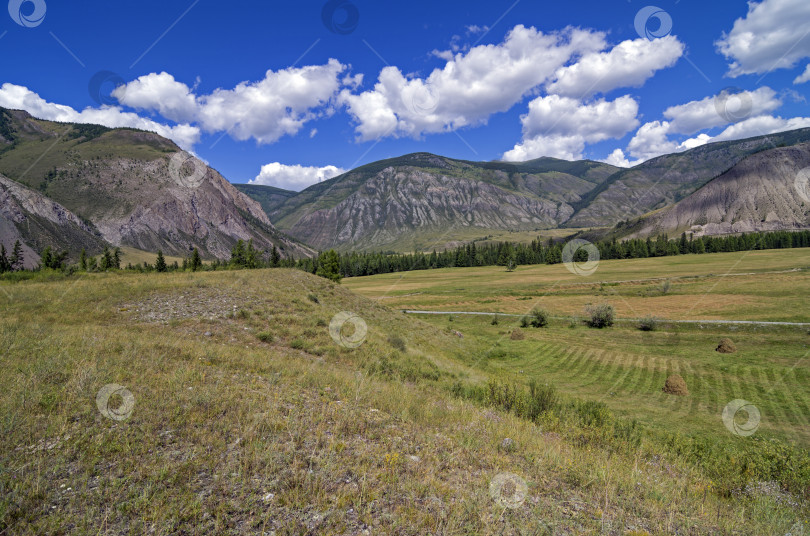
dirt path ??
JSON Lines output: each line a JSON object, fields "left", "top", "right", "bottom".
{"left": 401, "top": 310, "right": 810, "bottom": 327}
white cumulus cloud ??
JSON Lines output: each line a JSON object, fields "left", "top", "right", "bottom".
{"left": 249, "top": 162, "right": 346, "bottom": 191}
{"left": 710, "top": 114, "right": 810, "bottom": 142}
{"left": 624, "top": 114, "right": 810, "bottom": 163}
{"left": 601, "top": 148, "right": 643, "bottom": 168}
{"left": 663, "top": 87, "right": 782, "bottom": 134}
{"left": 114, "top": 59, "right": 348, "bottom": 145}
{"left": 0, "top": 83, "right": 200, "bottom": 150}
{"left": 341, "top": 25, "right": 607, "bottom": 141}
{"left": 626, "top": 121, "right": 682, "bottom": 162}
{"left": 546, "top": 36, "right": 683, "bottom": 98}
{"left": 716, "top": 0, "right": 810, "bottom": 77}
{"left": 794, "top": 64, "right": 810, "bottom": 84}
{"left": 503, "top": 95, "right": 639, "bottom": 161}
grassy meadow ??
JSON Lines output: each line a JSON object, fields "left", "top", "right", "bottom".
{"left": 0, "top": 259, "right": 809, "bottom": 534}
{"left": 345, "top": 249, "right": 810, "bottom": 442}
{"left": 344, "top": 248, "right": 810, "bottom": 322}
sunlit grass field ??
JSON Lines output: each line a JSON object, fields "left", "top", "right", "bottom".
{"left": 345, "top": 248, "right": 810, "bottom": 322}
{"left": 345, "top": 247, "right": 810, "bottom": 443}
{"left": 1, "top": 263, "right": 808, "bottom": 534}
{"left": 422, "top": 315, "right": 810, "bottom": 445}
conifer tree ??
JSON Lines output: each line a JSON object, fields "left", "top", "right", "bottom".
{"left": 270, "top": 245, "right": 280, "bottom": 267}
{"left": 245, "top": 239, "right": 259, "bottom": 269}
{"left": 40, "top": 246, "right": 53, "bottom": 270}
{"left": 10, "top": 240, "right": 23, "bottom": 271}
{"left": 0, "top": 244, "right": 8, "bottom": 273}
{"left": 230, "top": 240, "right": 246, "bottom": 267}
{"left": 189, "top": 248, "right": 202, "bottom": 271}
{"left": 315, "top": 249, "right": 342, "bottom": 283}
{"left": 155, "top": 250, "right": 167, "bottom": 272}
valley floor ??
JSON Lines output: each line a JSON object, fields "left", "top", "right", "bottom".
{"left": 1, "top": 263, "right": 808, "bottom": 534}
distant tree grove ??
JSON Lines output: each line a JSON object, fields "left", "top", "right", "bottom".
{"left": 3, "top": 230, "right": 810, "bottom": 281}
{"left": 293, "top": 229, "right": 810, "bottom": 279}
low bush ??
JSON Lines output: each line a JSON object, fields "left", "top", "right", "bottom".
{"left": 388, "top": 334, "right": 407, "bottom": 352}
{"left": 528, "top": 307, "right": 549, "bottom": 328}
{"left": 256, "top": 331, "right": 274, "bottom": 343}
{"left": 638, "top": 315, "right": 659, "bottom": 331}
{"left": 585, "top": 304, "right": 614, "bottom": 328}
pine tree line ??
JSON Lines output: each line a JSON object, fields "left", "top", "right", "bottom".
{"left": 4, "top": 229, "right": 810, "bottom": 281}
{"left": 290, "top": 229, "right": 810, "bottom": 279}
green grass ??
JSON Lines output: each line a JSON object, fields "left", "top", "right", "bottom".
{"left": 345, "top": 248, "right": 810, "bottom": 322}
{"left": 1, "top": 267, "right": 808, "bottom": 534}
{"left": 423, "top": 313, "right": 810, "bottom": 444}
{"left": 117, "top": 246, "right": 186, "bottom": 267}
{"left": 345, "top": 249, "right": 810, "bottom": 445}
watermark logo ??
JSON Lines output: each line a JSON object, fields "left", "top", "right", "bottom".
{"left": 722, "top": 399, "right": 761, "bottom": 437}
{"left": 321, "top": 0, "right": 359, "bottom": 35}
{"left": 8, "top": 0, "right": 46, "bottom": 27}
{"left": 795, "top": 167, "right": 810, "bottom": 203}
{"left": 489, "top": 472, "right": 528, "bottom": 509}
{"left": 562, "top": 239, "right": 600, "bottom": 276}
{"left": 329, "top": 311, "right": 367, "bottom": 348}
{"left": 96, "top": 384, "right": 135, "bottom": 421}
{"left": 169, "top": 152, "right": 207, "bottom": 189}
{"left": 714, "top": 87, "right": 753, "bottom": 124}
{"left": 404, "top": 82, "right": 440, "bottom": 116}
{"left": 88, "top": 71, "right": 125, "bottom": 106}
{"left": 634, "top": 6, "right": 672, "bottom": 40}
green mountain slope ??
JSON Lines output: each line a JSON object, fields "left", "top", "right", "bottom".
{"left": 233, "top": 183, "right": 298, "bottom": 216}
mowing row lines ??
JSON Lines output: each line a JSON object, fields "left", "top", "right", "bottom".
{"left": 492, "top": 336, "right": 810, "bottom": 437}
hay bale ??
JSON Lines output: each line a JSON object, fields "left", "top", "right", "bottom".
{"left": 510, "top": 328, "right": 525, "bottom": 341}
{"left": 716, "top": 338, "right": 737, "bottom": 354}
{"left": 662, "top": 374, "right": 688, "bottom": 396}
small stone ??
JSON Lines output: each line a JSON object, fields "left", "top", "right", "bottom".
{"left": 501, "top": 437, "right": 515, "bottom": 450}
{"left": 204, "top": 332, "right": 212, "bottom": 337}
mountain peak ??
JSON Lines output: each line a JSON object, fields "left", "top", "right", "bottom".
{"left": 0, "top": 111, "right": 313, "bottom": 260}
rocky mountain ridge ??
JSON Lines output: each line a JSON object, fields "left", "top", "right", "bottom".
{"left": 0, "top": 108, "right": 312, "bottom": 260}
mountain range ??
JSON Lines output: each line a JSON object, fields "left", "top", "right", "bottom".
{"left": 2, "top": 105, "right": 810, "bottom": 262}
{"left": 0, "top": 108, "right": 312, "bottom": 264}
{"left": 243, "top": 129, "right": 810, "bottom": 251}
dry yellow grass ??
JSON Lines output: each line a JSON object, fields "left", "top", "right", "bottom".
{"left": 345, "top": 249, "right": 810, "bottom": 322}
{"left": 0, "top": 268, "right": 807, "bottom": 534}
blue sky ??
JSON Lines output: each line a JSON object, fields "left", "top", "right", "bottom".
{"left": 1, "top": 0, "right": 809, "bottom": 190}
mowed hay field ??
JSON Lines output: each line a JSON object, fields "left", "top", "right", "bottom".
{"left": 345, "top": 250, "right": 810, "bottom": 461}
{"left": 344, "top": 248, "right": 810, "bottom": 322}
{"left": 1, "top": 267, "right": 809, "bottom": 534}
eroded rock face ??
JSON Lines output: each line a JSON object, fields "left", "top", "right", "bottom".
{"left": 0, "top": 108, "right": 313, "bottom": 260}
{"left": 625, "top": 143, "right": 810, "bottom": 238}
{"left": 0, "top": 173, "right": 103, "bottom": 267}
{"left": 285, "top": 168, "right": 573, "bottom": 250}
{"left": 83, "top": 157, "right": 308, "bottom": 259}
{"left": 566, "top": 129, "right": 810, "bottom": 229}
